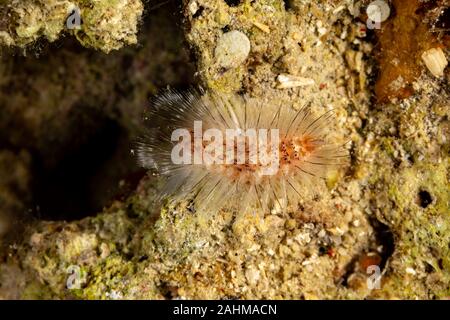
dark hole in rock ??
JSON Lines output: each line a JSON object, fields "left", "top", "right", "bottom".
{"left": 418, "top": 190, "right": 433, "bottom": 208}
{"left": 283, "top": 0, "right": 293, "bottom": 10}
{"left": 224, "top": 0, "right": 241, "bottom": 7}
{"left": 435, "top": 7, "right": 449, "bottom": 31}
{"left": 370, "top": 218, "right": 395, "bottom": 270}
{"left": 31, "top": 117, "right": 133, "bottom": 221}
{"left": 438, "top": 258, "right": 444, "bottom": 270}
{"left": 318, "top": 246, "right": 327, "bottom": 255}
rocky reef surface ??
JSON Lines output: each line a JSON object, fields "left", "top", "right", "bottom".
{"left": 0, "top": 0, "right": 448, "bottom": 299}
{"left": 0, "top": 0, "right": 144, "bottom": 53}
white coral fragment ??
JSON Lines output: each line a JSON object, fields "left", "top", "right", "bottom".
{"left": 276, "top": 74, "right": 315, "bottom": 89}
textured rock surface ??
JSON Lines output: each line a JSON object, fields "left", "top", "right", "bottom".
{"left": 0, "top": 0, "right": 449, "bottom": 300}
{"left": 0, "top": 0, "right": 144, "bottom": 53}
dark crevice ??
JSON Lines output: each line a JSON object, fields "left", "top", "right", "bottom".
{"left": 283, "top": 0, "right": 293, "bottom": 11}
{"left": 31, "top": 116, "right": 122, "bottom": 221}
{"left": 417, "top": 190, "right": 433, "bottom": 208}
{"left": 371, "top": 217, "right": 395, "bottom": 271}
{"left": 224, "top": 0, "right": 241, "bottom": 7}
{"left": 435, "top": 7, "right": 449, "bottom": 30}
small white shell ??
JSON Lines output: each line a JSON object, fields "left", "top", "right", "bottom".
{"left": 421, "top": 47, "right": 448, "bottom": 78}
{"left": 215, "top": 30, "right": 251, "bottom": 69}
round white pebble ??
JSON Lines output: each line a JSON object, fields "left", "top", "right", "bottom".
{"left": 214, "top": 30, "right": 250, "bottom": 69}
